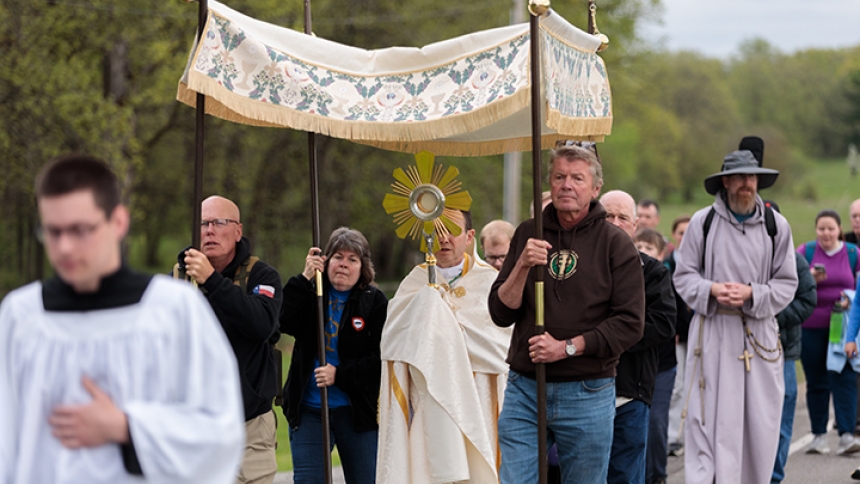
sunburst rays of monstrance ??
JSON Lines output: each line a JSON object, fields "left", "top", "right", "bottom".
{"left": 383, "top": 151, "right": 472, "bottom": 285}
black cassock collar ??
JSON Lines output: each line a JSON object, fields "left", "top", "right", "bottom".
{"left": 42, "top": 265, "right": 153, "bottom": 312}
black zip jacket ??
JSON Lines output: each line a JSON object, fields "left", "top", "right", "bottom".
{"left": 178, "top": 237, "right": 282, "bottom": 421}
{"left": 778, "top": 253, "right": 817, "bottom": 360}
{"left": 281, "top": 274, "right": 388, "bottom": 432}
{"left": 664, "top": 251, "right": 693, "bottom": 343}
{"left": 614, "top": 253, "right": 676, "bottom": 405}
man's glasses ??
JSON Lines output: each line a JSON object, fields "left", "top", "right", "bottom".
{"left": 36, "top": 221, "right": 104, "bottom": 244}
{"left": 485, "top": 254, "right": 506, "bottom": 264}
{"left": 200, "top": 218, "right": 240, "bottom": 228}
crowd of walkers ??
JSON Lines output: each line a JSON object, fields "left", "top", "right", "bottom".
{"left": 3, "top": 140, "right": 860, "bottom": 484}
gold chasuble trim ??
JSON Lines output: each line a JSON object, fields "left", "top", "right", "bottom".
{"left": 388, "top": 361, "right": 409, "bottom": 423}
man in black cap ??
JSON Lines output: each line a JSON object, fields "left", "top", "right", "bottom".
{"left": 672, "top": 150, "right": 798, "bottom": 484}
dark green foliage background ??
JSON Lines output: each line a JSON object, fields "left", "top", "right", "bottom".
{"left": 2, "top": 0, "right": 860, "bottom": 296}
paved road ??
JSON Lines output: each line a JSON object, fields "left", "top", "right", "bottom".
{"left": 667, "top": 381, "right": 860, "bottom": 484}
{"left": 275, "top": 382, "right": 860, "bottom": 483}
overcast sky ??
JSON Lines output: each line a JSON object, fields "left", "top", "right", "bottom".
{"left": 642, "top": 0, "right": 860, "bottom": 58}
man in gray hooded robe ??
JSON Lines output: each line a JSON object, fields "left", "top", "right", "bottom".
{"left": 673, "top": 150, "right": 798, "bottom": 484}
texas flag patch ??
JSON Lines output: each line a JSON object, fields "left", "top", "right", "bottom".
{"left": 253, "top": 285, "right": 275, "bottom": 298}
{"left": 352, "top": 317, "right": 365, "bottom": 331}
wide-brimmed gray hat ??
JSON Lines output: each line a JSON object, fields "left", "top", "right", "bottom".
{"left": 703, "top": 150, "right": 779, "bottom": 195}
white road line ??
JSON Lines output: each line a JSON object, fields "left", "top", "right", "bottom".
{"left": 789, "top": 433, "right": 814, "bottom": 455}
{"left": 788, "top": 419, "right": 836, "bottom": 456}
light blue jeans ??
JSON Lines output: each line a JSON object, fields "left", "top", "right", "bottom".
{"left": 499, "top": 370, "right": 616, "bottom": 484}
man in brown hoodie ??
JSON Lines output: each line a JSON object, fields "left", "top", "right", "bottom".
{"left": 489, "top": 145, "right": 646, "bottom": 484}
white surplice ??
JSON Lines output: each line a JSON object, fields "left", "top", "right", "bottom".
{"left": 0, "top": 276, "right": 245, "bottom": 484}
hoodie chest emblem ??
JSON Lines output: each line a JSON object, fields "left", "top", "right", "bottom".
{"left": 549, "top": 249, "right": 578, "bottom": 280}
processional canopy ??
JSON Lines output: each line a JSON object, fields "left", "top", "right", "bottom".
{"left": 177, "top": 0, "right": 613, "bottom": 156}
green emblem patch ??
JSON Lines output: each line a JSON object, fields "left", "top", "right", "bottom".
{"left": 549, "top": 249, "right": 578, "bottom": 280}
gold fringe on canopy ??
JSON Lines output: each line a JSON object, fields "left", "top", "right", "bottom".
{"left": 177, "top": 74, "right": 534, "bottom": 147}
{"left": 176, "top": 0, "right": 613, "bottom": 156}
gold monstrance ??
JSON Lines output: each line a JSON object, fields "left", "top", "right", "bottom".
{"left": 382, "top": 151, "right": 472, "bottom": 286}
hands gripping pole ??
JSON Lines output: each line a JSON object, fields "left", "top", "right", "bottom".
{"left": 304, "top": 1, "right": 333, "bottom": 483}
{"left": 528, "top": 1, "right": 548, "bottom": 483}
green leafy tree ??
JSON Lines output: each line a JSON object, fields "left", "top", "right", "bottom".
{"left": 843, "top": 69, "right": 860, "bottom": 147}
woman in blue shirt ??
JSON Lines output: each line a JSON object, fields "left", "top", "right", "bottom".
{"left": 281, "top": 227, "right": 388, "bottom": 484}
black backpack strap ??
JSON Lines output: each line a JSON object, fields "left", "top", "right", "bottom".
{"left": 701, "top": 207, "right": 716, "bottom": 271}
{"left": 233, "top": 256, "right": 259, "bottom": 293}
{"left": 701, "top": 205, "right": 779, "bottom": 272}
{"left": 273, "top": 347, "right": 284, "bottom": 407}
{"left": 232, "top": 255, "right": 284, "bottom": 405}
{"left": 764, "top": 205, "right": 777, "bottom": 238}
{"left": 765, "top": 205, "right": 778, "bottom": 265}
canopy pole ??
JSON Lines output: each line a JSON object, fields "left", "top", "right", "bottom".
{"left": 192, "top": 0, "right": 208, "bottom": 250}
{"left": 304, "top": 1, "right": 333, "bottom": 483}
{"left": 528, "top": 4, "right": 547, "bottom": 484}
{"left": 587, "top": 0, "right": 595, "bottom": 34}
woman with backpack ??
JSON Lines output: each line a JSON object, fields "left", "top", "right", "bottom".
{"left": 799, "top": 209, "right": 860, "bottom": 456}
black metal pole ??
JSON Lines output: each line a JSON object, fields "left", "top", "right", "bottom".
{"left": 192, "top": 0, "right": 208, "bottom": 250}
{"left": 529, "top": 10, "right": 548, "bottom": 484}
{"left": 304, "top": 1, "right": 333, "bottom": 483}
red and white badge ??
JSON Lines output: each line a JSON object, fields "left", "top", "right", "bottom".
{"left": 352, "top": 317, "right": 365, "bottom": 331}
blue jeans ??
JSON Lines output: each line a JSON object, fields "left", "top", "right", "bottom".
{"left": 499, "top": 370, "right": 615, "bottom": 484}
{"left": 608, "top": 399, "right": 649, "bottom": 484}
{"left": 801, "top": 328, "right": 859, "bottom": 435}
{"left": 646, "top": 368, "right": 675, "bottom": 484}
{"left": 289, "top": 406, "right": 378, "bottom": 484}
{"left": 772, "top": 359, "right": 797, "bottom": 483}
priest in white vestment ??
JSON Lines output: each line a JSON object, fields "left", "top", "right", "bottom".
{"left": 0, "top": 155, "right": 244, "bottom": 484}
{"left": 377, "top": 211, "right": 512, "bottom": 484}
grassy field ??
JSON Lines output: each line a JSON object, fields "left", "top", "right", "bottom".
{"left": 651, "top": 159, "right": 859, "bottom": 247}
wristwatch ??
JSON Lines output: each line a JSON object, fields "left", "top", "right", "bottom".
{"left": 565, "top": 339, "right": 576, "bottom": 358}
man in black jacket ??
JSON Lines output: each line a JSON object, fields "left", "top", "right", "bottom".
{"left": 600, "top": 190, "right": 676, "bottom": 484}
{"left": 181, "top": 195, "right": 283, "bottom": 484}
{"left": 766, "top": 201, "right": 817, "bottom": 483}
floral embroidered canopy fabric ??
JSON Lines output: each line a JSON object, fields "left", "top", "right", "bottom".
{"left": 177, "top": 0, "right": 613, "bottom": 156}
